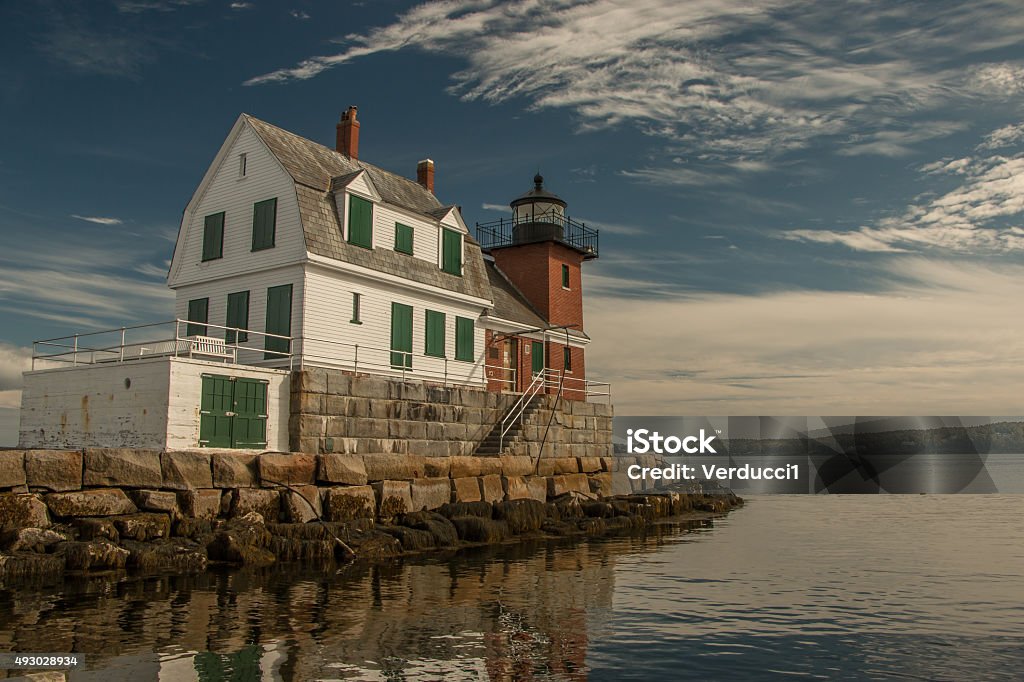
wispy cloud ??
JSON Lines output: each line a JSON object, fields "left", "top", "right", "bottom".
{"left": 586, "top": 258, "right": 1024, "bottom": 414}
{"left": 230, "top": 2, "right": 252, "bottom": 9}
{"left": 116, "top": 0, "right": 204, "bottom": 13}
{"left": 244, "top": 0, "right": 1024, "bottom": 168}
{"left": 0, "top": 224, "right": 173, "bottom": 329}
{"left": 290, "top": 9, "right": 310, "bottom": 20}
{"left": 481, "top": 202, "right": 509, "bottom": 213}
{"left": 784, "top": 120, "right": 1024, "bottom": 253}
{"left": 71, "top": 214, "right": 124, "bottom": 226}
{"left": 42, "top": 22, "right": 154, "bottom": 77}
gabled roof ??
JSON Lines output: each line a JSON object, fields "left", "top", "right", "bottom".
{"left": 245, "top": 114, "right": 491, "bottom": 301}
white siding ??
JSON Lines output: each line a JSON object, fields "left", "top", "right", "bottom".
{"left": 340, "top": 196, "right": 465, "bottom": 269}
{"left": 300, "top": 263, "right": 487, "bottom": 386}
{"left": 174, "top": 265, "right": 305, "bottom": 367}
{"left": 166, "top": 357, "right": 289, "bottom": 451}
{"left": 18, "top": 357, "right": 289, "bottom": 450}
{"left": 169, "top": 123, "right": 305, "bottom": 288}
{"left": 19, "top": 359, "right": 171, "bottom": 449}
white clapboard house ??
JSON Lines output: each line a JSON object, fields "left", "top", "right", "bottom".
{"left": 21, "top": 108, "right": 602, "bottom": 450}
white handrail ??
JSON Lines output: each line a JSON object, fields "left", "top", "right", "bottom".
{"left": 499, "top": 368, "right": 556, "bottom": 451}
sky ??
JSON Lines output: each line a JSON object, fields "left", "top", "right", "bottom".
{"left": 2, "top": 1, "right": 1024, "bottom": 444}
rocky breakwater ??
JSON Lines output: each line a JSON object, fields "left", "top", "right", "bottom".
{"left": 0, "top": 448, "right": 741, "bottom": 584}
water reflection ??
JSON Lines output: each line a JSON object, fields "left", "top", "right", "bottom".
{"left": 0, "top": 521, "right": 710, "bottom": 681}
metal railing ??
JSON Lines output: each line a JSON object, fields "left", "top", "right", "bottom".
{"left": 476, "top": 210, "right": 599, "bottom": 257}
{"left": 499, "top": 368, "right": 556, "bottom": 451}
{"left": 31, "top": 319, "right": 292, "bottom": 371}
{"left": 294, "top": 336, "right": 513, "bottom": 390}
{"left": 30, "top": 322, "right": 611, "bottom": 400}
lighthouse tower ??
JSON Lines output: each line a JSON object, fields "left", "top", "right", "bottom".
{"left": 476, "top": 174, "right": 599, "bottom": 399}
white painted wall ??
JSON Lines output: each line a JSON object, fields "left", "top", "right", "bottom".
{"left": 20, "top": 358, "right": 172, "bottom": 449}
{"left": 168, "top": 122, "right": 305, "bottom": 289}
{"left": 300, "top": 263, "right": 487, "bottom": 385}
{"left": 173, "top": 264, "right": 305, "bottom": 367}
{"left": 338, "top": 186, "right": 467, "bottom": 267}
{"left": 167, "top": 357, "right": 289, "bottom": 451}
{"left": 19, "top": 357, "right": 289, "bottom": 451}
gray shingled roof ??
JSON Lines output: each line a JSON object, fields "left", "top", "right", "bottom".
{"left": 246, "top": 114, "right": 491, "bottom": 301}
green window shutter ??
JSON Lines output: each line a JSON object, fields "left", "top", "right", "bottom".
{"left": 390, "top": 302, "right": 413, "bottom": 369}
{"left": 562, "top": 264, "right": 570, "bottom": 288}
{"left": 264, "top": 284, "right": 292, "bottom": 360}
{"left": 441, "top": 229, "right": 462, "bottom": 276}
{"left": 186, "top": 298, "right": 209, "bottom": 337}
{"left": 455, "top": 316, "right": 474, "bottom": 362}
{"left": 395, "top": 223, "right": 413, "bottom": 254}
{"left": 251, "top": 198, "right": 277, "bottom": 251}
{"left": 225, "top": 291, "right": 250, "bottom": 344}
{"left": 532, "top": 341, "right": 544, "bottom": 374}
{"left": 425, "top": 310, "right": 446, "bottom": 357}
{"left": 202, "top": 212, "right": 224, "bottom": 261}
{"left": 348, "top": 195, "right": 374, "bottom": 248}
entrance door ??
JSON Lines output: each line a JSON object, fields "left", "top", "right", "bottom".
{"left": 501, "top": 338, "right": 518, "bottom": 391}
{"left": 199, "top": 374, "right": 268, "bottom": 448}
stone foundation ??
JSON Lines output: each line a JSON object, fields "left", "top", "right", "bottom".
{"left": 289, "top": 368, "right": 613, "bottom": 457}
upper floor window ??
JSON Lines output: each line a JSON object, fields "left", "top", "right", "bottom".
{"left": 238, "top": 153, "right": 247, "bottom": 178}
{"left": 202, "top": 212, "right": 224, "bottom": 262}
{"left": 351, "top": 292, "right": 362, "bottom": 324}
{"left": 251, "top": 198, "right": 277, "bottom": 251}
{"left": 348, "top": 194, "right": 373, "bottom": 249}
{"left": 562, "top": 264, "right": 570, "bottom": 289}
{"left": 395, "top": 222, "right": 413, "bottom": 255}
{"left": 441, "top": 228, "right": 462, "bottom": 276}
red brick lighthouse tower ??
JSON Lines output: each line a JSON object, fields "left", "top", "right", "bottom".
{"left": 477, "top": 174, "right": 599, "bottom": 400}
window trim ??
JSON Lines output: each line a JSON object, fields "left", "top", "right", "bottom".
{"left": 561, "top": 263, "right": 570, "bottom": 289}
{"left": 563, "top": 346, "right": 572, "bottom": 373}
{"left": 350, "top": 292, "right": 362, "bottom": 324}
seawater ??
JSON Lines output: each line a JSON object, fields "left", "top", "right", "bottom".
{"left": 1, "top": 494, "right": 1022, "bottom": 680}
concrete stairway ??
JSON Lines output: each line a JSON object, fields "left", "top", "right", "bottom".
{"left": 474, "top": 396, "right": 543, "bottom": 455}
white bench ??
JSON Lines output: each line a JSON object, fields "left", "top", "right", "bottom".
{"left": 186, "top": 335, "right": 237, "bottom": 362}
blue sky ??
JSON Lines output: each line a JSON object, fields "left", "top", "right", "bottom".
{"left": 3, "top": 0, "right": 1024, "bottom": 443}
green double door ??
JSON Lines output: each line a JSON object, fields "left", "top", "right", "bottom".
{"left": 199, "top": 374, "right": 268, "bottom": 448}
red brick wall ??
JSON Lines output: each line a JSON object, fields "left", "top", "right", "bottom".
{"left": 483, "top": 330, "right": 586, "bottom": 399}
{"left": 491, "top": 242, "right": 586, "bottom": 331}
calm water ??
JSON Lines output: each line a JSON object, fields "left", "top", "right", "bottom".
{"left": 1, "top": 495, "right": 1023, "bottom": 681}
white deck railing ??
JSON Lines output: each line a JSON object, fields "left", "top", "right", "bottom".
{"left": 31, "top": 320, "right": 611, "bottom": 401}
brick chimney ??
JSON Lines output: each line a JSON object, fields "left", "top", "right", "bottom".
{"left": 417, "top": 159, "right": 435, "bottom": 193}
{"left": 336, "top": 106, "right": 360, "bottom": 159}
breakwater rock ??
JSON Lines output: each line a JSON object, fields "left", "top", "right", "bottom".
{"left": 0, "top": 448, "right": 741, "bottom": 584}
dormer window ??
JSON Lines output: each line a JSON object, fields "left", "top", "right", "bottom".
{"left": 441, "top": 228, "right": 462, "bottom": 276}
{"left": 348, "top": 194, "right": 373, "bottom": 249}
